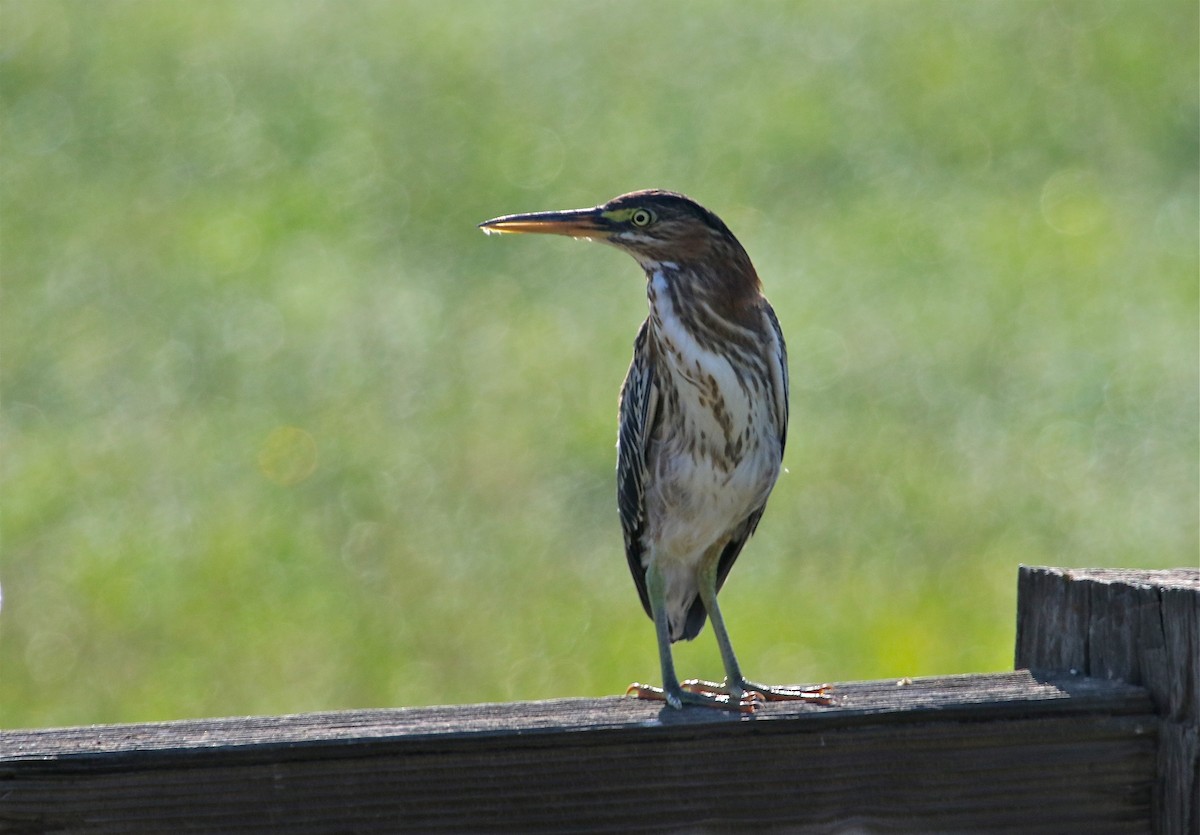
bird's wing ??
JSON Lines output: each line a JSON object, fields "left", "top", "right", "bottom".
{"left": 712, "top": 301, "right": 790, "bottom": 595}
{"left": 617, "top": 319, "right": 658, "bottom": 620}
{"left": 765, "top": 300, "right": 789, "bottom": 458}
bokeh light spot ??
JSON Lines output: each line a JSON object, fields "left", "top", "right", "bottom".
{"left": 1040, "top": 169, "right": 1107, "bottom": 236}
{"left": 496, "top": 125, "right": 565, "bottom": 190}
{"left": 257, "top": 426, "right": 318, "bottom": 486}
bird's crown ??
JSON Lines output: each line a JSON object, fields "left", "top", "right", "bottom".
{"left": 598, "top": 190, "right": 735, "bottom": 243}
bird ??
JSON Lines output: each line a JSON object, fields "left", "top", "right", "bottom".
{"left": 479, "top": 190, "right": 832, "bottom": 711}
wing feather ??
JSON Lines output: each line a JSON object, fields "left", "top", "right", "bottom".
{"left": 617, "top": 320, "right": 658, "bottom": 620}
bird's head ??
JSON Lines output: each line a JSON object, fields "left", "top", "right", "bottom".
{"left": 479, "top": 190, "right": 752, "bottom": 275}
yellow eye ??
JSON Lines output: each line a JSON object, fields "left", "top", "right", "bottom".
{"left": 630, "top": 208, "right": 654, "bottom": 227}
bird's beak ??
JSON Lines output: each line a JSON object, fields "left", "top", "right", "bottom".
{"left": 478, "top": 206, "right": 613, "bottom": 241}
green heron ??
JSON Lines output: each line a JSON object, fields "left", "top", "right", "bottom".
{"left": 480, "top": 190, "right": 831, "bottom": 711}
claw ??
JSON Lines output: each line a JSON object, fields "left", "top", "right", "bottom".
{"left": 626, "top": 682, "right": 674, "bottom": 705}
{"left": 679, "top": 678, "right": 726, "bottom": 694}
{"left": 625, "top": 682, "right": 759, "bottom": 713}
{"left": 752, "top": 683, "right": 835, "bottom": 704}
{"left": 681, "top": 678, "right": 835, "bottom": 706}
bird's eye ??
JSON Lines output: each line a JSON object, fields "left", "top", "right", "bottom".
{"left": 630, "top": 209, "right": 654, "bottom": 227}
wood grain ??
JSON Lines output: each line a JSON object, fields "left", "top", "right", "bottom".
{"left": 1016, "top": 565, "right": 1199, "bottom": 835}
{"left": 4, "top": 567, "right": 1193, "bottom": 834}
{"left": 1, "top": 671, "right": 1156, "bottom": 833}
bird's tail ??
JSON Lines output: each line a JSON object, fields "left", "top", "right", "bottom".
{"left": 675, "top": 597, "right": 708, "bottom": 642}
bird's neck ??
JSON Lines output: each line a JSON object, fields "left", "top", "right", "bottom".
{"left": 642, "top": 256, "right": 766, "bottom": 342}
{"left": 642, "top": 263, "right": 775, "bottom": 389}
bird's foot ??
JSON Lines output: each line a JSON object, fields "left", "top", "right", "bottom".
{"left": 681, "top": 678, "right": 836, "bottom": 706}
{"left": 625, "top": 682, "right": 762, "bottom": 713}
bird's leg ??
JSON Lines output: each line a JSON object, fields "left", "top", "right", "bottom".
{"left": 680, "top": 557, "right": 834, "bottom": 706}
{"left": 626, "top": 558, "right": 754, "bottom": 712}
{"left": 623, "top": 579, "right": 690, "bottom": 709}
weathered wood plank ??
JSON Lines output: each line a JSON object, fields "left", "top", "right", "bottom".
{"left": 0, "top": 669, "right": 1150, "bottom": 763}
{"left": 1, "top": 671, "right": 1156, "bottom": 833}
{"left": 1015, "top": 566, "right": 1200, "bottom": 835}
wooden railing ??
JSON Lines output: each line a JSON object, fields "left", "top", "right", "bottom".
{"left": 2, "top": 566, "right": 1196, "bottom": 833}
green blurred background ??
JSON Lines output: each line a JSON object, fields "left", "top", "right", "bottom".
{"left": 2, "top": 1, "right": 1196, "bottom": 729}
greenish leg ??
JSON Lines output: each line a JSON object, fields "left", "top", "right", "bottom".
{"left": 694, "top": 557, "right": 746, "bottom": 697}
{"left": 683, "top": 548, "right": 835, "bottom": 706}
{"left": 626, "top": 556, "right": 752, "bottom": 711}
{"left": 648, "top": 558, "right": 685, "bottom": 708}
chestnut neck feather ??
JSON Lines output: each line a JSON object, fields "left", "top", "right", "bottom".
{"left": 639, "top": 233, "right": 766, "bottom": 337}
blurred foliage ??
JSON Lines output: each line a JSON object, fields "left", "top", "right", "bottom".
{"left": 1, "top": 1, "right": 1196, "bottom": 727}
